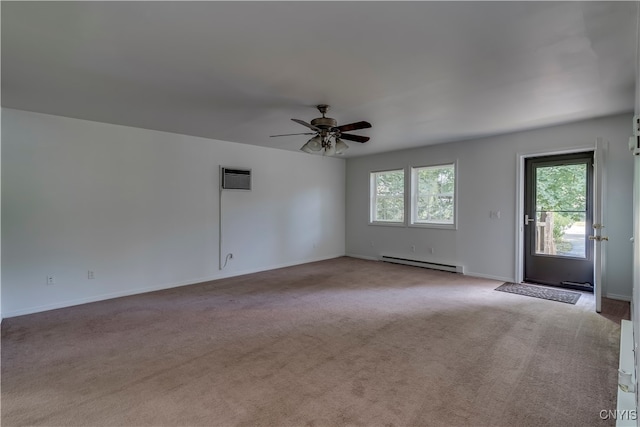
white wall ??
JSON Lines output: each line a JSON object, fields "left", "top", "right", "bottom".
{"left": 2, "top": 108, "right": 346, "bottom": 317}
{"left": 346, "top": 113, "right": 634, "bottom": 299}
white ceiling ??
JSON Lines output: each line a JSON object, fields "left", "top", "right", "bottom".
{"left": 2, "top": 2, "right": 638, "bottom": 157}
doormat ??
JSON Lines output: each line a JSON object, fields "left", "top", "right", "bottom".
{"left": 495, "top": 282, "right": 581, "bottom": 305}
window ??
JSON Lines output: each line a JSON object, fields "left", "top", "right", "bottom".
{"left": 370, "top": 169, "right": 405, "bottom": 223}
{"left": 411, "top": 163, "right": 456, "bottom": 226}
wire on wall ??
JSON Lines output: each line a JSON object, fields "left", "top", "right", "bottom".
{"left": 218, "top": 166, "right": 251, "bottom": 270}
{"left": 219, "top": 187, "right": 224, "bottom": 270}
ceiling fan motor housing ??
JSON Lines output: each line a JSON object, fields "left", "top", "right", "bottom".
{"left": 311, "top": 117, "right": 337, "bottom": 130}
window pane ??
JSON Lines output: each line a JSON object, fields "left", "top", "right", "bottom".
{"left": 533, "top": 162, "right": 588, "bottom": 258}
{"left": 376, "top": 196, "right": 404, "bottom": 221}
{"left": 416, "top": 195, "right": 454, "bottom": 223}
{"left": 535, "top": 211, "right": 587, "bottom": 258}
{"left": 413, "top": 164, "right": 455, "bottom": 224}
{"left": 535, "top": 164, "right": 587, "bottom": 212}
{"left": 372, "top": 170, "right": 404, "bottom": 222}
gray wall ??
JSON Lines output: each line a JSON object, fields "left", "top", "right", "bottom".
{"left": 2, "top": 109, "right": 346, "bottom": 317}
{"left": 346, "top": 113, "right": 634, "bottom": 300}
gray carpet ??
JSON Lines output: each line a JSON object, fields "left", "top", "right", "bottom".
{"left": 496, "top": 282, "right": 582, "bottom": 304}
{"left": 1, "top": 257, "right": 627, "bottom": 426}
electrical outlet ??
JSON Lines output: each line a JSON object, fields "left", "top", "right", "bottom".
{"left": 46, "top": 276, "right": 55, "bottom": 285}
{"left": 411, "top": 245, "right": 416, "bottom": 252}
{"left": 429, "top": 248, "right": 435, "bottom": 254}
{"left": 88, "top": 270, "right": 95, "bottom": 279}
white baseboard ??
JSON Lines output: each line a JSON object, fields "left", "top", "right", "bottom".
{"left": 605, "top": 293, "right": 632, "bottom": 302}
{"left": 345, "top": 253, "right": 379, "bottom": 261}
{"left": 346, "top": 255, "right": 512, "bottom": 283}
{"left": 3, "top": 253, "right": 346, "bottom": 318}
{"left": 464, "top": 271, "right": 514, "bottom": 283}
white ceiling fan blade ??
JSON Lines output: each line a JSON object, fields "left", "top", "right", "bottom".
{"left": 291, "top": 118, "right": 321, "bottom": 132}
{"left": 270, "top": 132, "right": 316, "bottom": 137}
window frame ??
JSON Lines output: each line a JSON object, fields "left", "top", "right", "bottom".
{"left": 409, "top": 161, "right": 458, "bottom": 229}
{"left": 369, "top": 168, "right": 407, "bottom": 226}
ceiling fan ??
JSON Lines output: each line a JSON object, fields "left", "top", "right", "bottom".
{"left": 270, "top": 105, "right": 371, "bottom": 155}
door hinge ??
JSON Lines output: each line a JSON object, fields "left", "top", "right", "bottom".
{"left": 629, "top": 136, "right": 640, "bottom": 155}
{"left": 630, "top": 116, "right": 640, "bottom": 155}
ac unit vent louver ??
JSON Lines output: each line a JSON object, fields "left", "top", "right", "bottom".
{"left": 221, "top": 167, "right": 251, "bottom": 191}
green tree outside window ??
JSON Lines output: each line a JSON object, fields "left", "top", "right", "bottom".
{"left": 412, "top": 164, "right": 455, "bottom": 224}
{"left": 371, "top": 170, "right": 404, "bottom": 222}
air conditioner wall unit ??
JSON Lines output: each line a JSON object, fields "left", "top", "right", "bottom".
{"left": 221, "top": 167, "right": 251, "bottom": 191}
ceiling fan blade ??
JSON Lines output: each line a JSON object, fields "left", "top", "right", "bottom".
{"left": 340, "top": 133, "right": 370, "bottom": 143}
{"left": 270, "top": 132, "right": 316, "bottom": 137}
{"left": 292, "top": 118, "right": 321, "bottom": 132}
{"left": 337, "top": 121, "right": 372, "bottom": 132}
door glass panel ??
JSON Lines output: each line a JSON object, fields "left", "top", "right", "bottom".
{"left": 535, "top": 211, "right": 586, "bottom": 258}
{"left": 534, "top": 163, "right": 587, "bottom": 259}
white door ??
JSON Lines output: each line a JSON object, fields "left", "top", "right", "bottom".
{"left": 592, "top": 138, "right": 608, "bottom": 313}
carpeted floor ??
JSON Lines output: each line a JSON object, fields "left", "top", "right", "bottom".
{"left": 1, "top": 257, "right": 629, "bottom": 426}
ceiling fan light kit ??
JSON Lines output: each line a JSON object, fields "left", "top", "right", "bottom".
{"left": 301, "top": 135, "right": 323, "bottom": 153}
{"left": 323, "top": 143, "right": 336, "bottom": 156}
{"left": 334, "top": 138, "right": 349, "bottom": 155}
{"left": 271, "top": 105, "right": 371, "bottom": 156}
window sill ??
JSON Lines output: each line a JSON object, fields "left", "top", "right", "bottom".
{"left": 409, "top": 223, "right": 457, "bottom": 230}
{"left": 368, "top": 221, "right": 406, "bottom": 227}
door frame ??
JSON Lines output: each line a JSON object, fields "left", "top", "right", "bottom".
{"left": 515, "top": 143, "right": 602, "bottom": 296}
{"left": 523, "top": 152, "right": 595, "bottom": 288}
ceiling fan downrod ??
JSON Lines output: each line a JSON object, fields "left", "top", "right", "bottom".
{"left": 317, "top": 104, "right": 329, "bottom": 117}
{"left": 311, "top": 105, "right": 337, "bottom": 130}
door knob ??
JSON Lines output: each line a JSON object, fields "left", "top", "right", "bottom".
{"left": 524, "top": 214, "right": 536, "bottom": 225}
{"left": 589, "top": 236, "right": 609, "bottom": 242}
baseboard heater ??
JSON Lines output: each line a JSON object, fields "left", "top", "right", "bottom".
{"left": 380, "top": 254, "right": 465, "bottom": 274}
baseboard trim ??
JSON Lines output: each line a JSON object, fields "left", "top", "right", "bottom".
{"left": 345, "top": 253, "right": 379, "bottom": 261}
{"left": 346, "top": 256, "right": 512, "bottom": 283}
{"left": 464, "top": 271, "right": 514, "bottom": 283}
{"left": 605, "top": 293, "right": 632, "bottom": 302}
{"left": 3, "top": 253, "right": 345, "bottom": 318}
